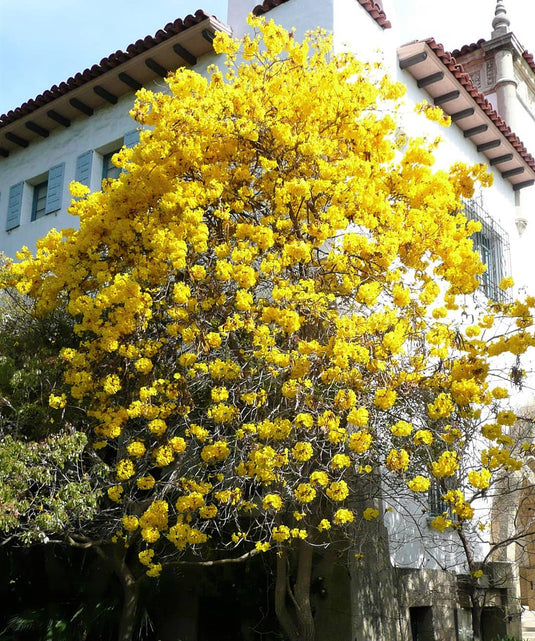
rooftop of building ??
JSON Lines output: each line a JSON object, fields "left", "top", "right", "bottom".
{"left": 0, "top": 0, "right": 533, "bottom": 191}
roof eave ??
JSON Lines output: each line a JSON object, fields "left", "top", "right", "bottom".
{"left": 253, "top": 0, "right": 392, "bottom": 29}
{"left": 0, "top": 14, "right": 231, "bottom": 158}
{"left": 398, "top": 40, "right": 535, "bottom": 191}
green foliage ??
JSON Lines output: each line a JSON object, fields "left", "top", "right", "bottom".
{"left": 0, "top": 291, "right": 75, "bottom": 439}
{"left": 0, "top": 431, "right": 106, "bottom": 542}
{"left": 3, "top": 605, "right": 84, "bottom": 641}
{"left": 0, "top": 290, "right": 106, "bottom": 543}
{"left": 0, "top": 545, "right": 123, "bottom": 641}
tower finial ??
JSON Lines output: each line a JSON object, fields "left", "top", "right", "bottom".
{"left": 492, "top": 0, "right": 510, "bottom": 37}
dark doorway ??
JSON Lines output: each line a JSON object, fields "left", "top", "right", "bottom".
{"left": 481, "top": 606, "right": 507, "bottom": 641}
{"left": 410, "top": 606, "right": 434, "bottom": 641}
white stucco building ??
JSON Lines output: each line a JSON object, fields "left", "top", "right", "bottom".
{"left": 0, "top": 13, "right": 230, "bottom": 257}
{"left": 1, "top": 1, "right": 534, "bottom": 639}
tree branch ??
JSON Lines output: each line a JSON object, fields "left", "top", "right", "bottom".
{"left": 167, "top": 548, "right": 261, "bottom": 567}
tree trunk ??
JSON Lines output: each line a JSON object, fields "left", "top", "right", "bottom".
{"left": 294, "top": 540, "right": 315, "bottom": 641}
{"left": 274, "top": 542, "right": 315, "bottom": 641}
{"left": 97, "top": 546, "right": 139, "bottom": 641}
{"left": 457, "top": 528, "right": 484, "bottom": 641}
{"left": 275, "top": 551, "right": 300, "bottom": 641}
{"left": 117, "top": 564, "right": 138, "bottom": 641}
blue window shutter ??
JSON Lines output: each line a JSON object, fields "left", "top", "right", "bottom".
{"left": 123, "top": 130, "right": 139, "bottom": 148}
{"left": 75, "top": 150, "right": 93, "bottom": 186}
{"left": 45, "top": 162, "right": 65, "bottom": 214}
{"left": 6, "top": 182, "right": 23, "bottom": 231}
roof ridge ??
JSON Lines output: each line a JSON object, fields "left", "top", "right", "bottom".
{"left": 451, "top": 39, "right": 485, "bottom": 58}
{"left": 253, "top": 0, "right": 391, "bottom": 29}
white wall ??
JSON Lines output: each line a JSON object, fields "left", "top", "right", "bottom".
{"left": 0, "top": 50, "right": 219, "bottom": 259}
{"left": 333, "top": 0, "right": 388, "bottom": 54}
{"left": 228, "top": 0, "right": 333, "bottom": 40}
{"left": 0, "top": 93, "right": 136, "bottom": 257}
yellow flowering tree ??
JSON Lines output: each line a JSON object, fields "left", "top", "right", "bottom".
{"left": 3, "top": 17, "right": 535, "bottom": 641}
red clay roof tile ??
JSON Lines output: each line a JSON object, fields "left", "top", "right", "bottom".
{"left": 253, "top": 0, "right": 291, "bottom": 15}
{"left": 451, "top": 40, "right": 485, "bottom": 58}
{"left": 425, "top": 37, "right": 535, "bottom": 173}
{"left": 357, "top": 0, "right": 391, "bottom": 28}
{"left": 0, "top": 10, "right": 214, "bottom": 127}
{"left": 253, "top": 0, "right": 391, "bottom": 29}
{"left": 3, "top": 2, "right": 396, "bottom": 130}
{"left": 523, "top": 50, "right": 535, "bottom": 74}
{"left": 453, "top": 42, "right": 535, "bottom": 78}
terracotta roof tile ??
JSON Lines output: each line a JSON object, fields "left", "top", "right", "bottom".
{"left": 0, "top": 10, "right": 213, "bottom": 127}
{"left": 253, "top": 0, "right": 391, "bottom": 29}
{"left": 356, "top": 0, "right": 391, "bottom": 29}
{"left": 253, "top": 0, "right": 291, "bottom": 15}
{"left": 451, "top": 40, "right": 485, "bottom": 58}
{"left": 523, "top": 50, "right": 535, "bottom": 74}
{"left": 425, "top": 37, "right": 535, "bottom": 173}
{"left": 453, "top": 43, "right": 535, "bottom": 78}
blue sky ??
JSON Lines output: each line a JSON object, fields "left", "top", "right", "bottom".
{"left": 0, "top": 0, "right": 228, "bottom": 115}
{"left": 1, "top": 0, "right": 533, "bottom": 117}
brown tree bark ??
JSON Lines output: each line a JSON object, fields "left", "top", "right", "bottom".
{"left": 96, "top": 546, "right": 139, "bottom": 641}
{"left": 458, "top": 528, "right": 484, "bottom": 641}
{"left": 471, "top": 598, "right": 483, "bottom": 641}
{"left": 275, "top": 551, "right": 300, "bottom": 641}
{"left": 274, "top": 542, "right": 315, "bottom": 641}
{"left": 294, "top": 540, "right": 315, "bottom": 641}
{"left": 117, "top": 563, "right": 139, "bottom": 641}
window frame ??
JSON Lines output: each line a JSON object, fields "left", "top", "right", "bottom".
{"left": 428, "top": 482, "right": 452, "bottom": 519}
{"left": 463, "top": 197, "right": 511, "bottom": 302}
{"left": 427, "top": 481, "right": 458, "bottom": 525}
{"left": 99, "top": 130, "right": 139, "bottom": 183}
{"left": 31, "top": 180, "right": 48, "bottom": 221}
{"left": 101, "top": 149, "right": 122, "bottom": 181}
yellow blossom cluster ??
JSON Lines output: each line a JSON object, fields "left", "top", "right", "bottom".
{"left": 443, "top": 490, "right": 474, "bottom": 521}
{"left": 5, "top": 16, "right": 535, "bottom": 573}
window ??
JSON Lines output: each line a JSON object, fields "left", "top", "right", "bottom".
{"left": 102, "top": 150, "right": 122, "bottom": 181}
{"left": 464, "top": 197, "right": 511, "bottom": 302}
{"left": 428, "top": 481, "right": 457, "bottom": 523}
{"left": 428, "top": 482, "right": 450, "bottom": 518}
{"left": 5, "top": 162, "right": 65, "bottom": 231}
{"left": 31, "top": 180, "right": 48, "bottom": 220}
{"left": 100, "top": 130, "right": 139, "bottom": 182}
